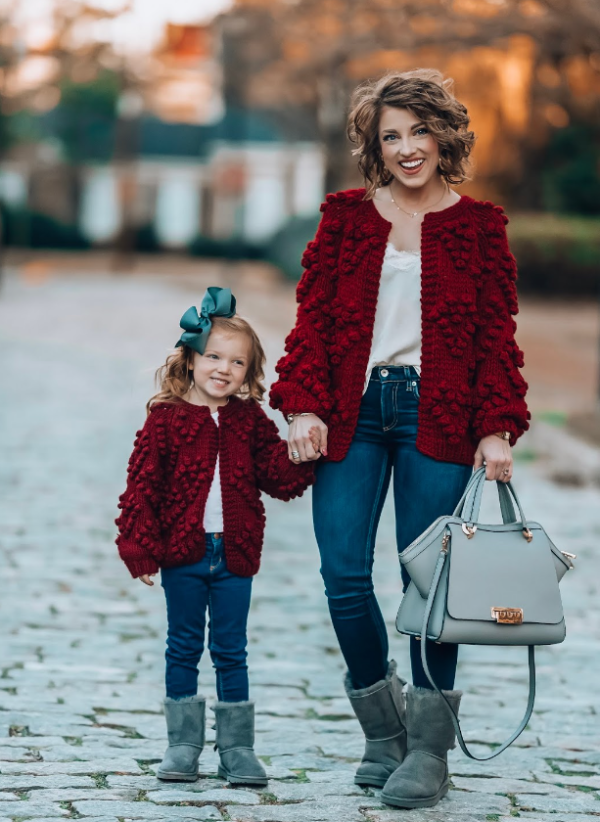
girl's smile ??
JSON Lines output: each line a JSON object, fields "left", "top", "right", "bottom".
{"left": 187, "top": 330, "right": 251, "bottom": 411}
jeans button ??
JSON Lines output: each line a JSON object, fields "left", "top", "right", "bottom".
{"left": 380, "top": 368, "right": 389, "bottom": 377}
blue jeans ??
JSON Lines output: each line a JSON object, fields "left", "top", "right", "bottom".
{"left": 161, "top": 533, "right": 252, "bottom": 701}
{"left": 313, "top": 366, "right": 473, "bottom": 691}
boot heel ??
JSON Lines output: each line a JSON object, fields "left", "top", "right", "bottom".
{"left": 354, "top": 773, "right": 388, "bottom": 788}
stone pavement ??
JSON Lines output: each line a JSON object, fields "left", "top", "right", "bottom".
{"left": 1, "top": 261, "right": 600, "bottom": 822}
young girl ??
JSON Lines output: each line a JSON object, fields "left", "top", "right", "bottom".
{"left": 115, "top": 287, "right": 314, "bottom": 786}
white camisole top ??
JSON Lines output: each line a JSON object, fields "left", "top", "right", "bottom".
{"left": 363, "top": 243, "right": 422, "bottom": 393}
{"left": 203, "top": 411, "right": 224, "bottom": 532}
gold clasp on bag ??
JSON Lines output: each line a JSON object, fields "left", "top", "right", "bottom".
{"left": 561, "top": 551, "right": 577, "bottom": 569}
{"left": 462, "top": 523, "right": 477, "bottom": 539}
{"left": 491, "top": 607, "right": 524, "bottom": 625}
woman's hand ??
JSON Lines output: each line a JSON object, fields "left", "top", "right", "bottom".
{"left": 139, "top": 574, "right": 156, "bottom": 586}
{"left": 474, "top": 435, "right": 513, "bottom": 482}
{"left": 288, "top": 414, "right": 328, "bottom": 462}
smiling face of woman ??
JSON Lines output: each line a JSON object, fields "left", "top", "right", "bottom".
{"left": 379, "top": 106, "right": 442, "bottom": 192}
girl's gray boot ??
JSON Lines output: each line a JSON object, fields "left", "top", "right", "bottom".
{"left": 157, "top": 695, "right": 205, "bottom": 781}
{"left": 381, "top": 685, "right": 462, "bottom": 809}
{"left": 214, "top": 701, "right": 268, "bottom": 786}
{"left": 344, "top": 660, "right": 407, "bottom": 787}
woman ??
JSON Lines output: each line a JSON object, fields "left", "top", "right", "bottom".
{"left": 270, "top": 69, "right": 529, "bottom": 809}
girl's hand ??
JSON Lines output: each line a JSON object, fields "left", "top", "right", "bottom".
{"left": 473, "top": 435, "right": 513, "bottom": 483}
{"left": 139, "top": 574, "right": 156, "bottom": 586}
{"left": 288, "top": 414, "right": 328, "bottom": 462}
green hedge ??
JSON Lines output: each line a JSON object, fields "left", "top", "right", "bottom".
{"left": 1, "top": 206, "right": 89, "bottom": 249}
{"left": 508, "top": 214, "right": 600, "bottom": 296}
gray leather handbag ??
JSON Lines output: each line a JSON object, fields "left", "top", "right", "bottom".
{"left": 396, "top": 467, "right": 575, "bottom": 759}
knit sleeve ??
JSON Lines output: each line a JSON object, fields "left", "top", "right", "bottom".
{"left": 471, "top": 208, "right": 530, "bottom": 445}
{"left": 252, "top": 404, "right": 315, "bottom": 500}
{"left": 269, "top": 204, "right": 336, "bottom": 420}
{"left": 115, "top": 407, "right": 169, "bottom": 578}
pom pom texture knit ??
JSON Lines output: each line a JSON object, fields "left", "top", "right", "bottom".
{"left": 269, "top": 189, "right": 530, "bottom": 465}
{"left": 115, "top": 398, "right": 314, "bottom": 579}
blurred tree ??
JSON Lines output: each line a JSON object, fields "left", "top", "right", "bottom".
{"left": 540, "top": 123, "right": 600, "bottom": 214}
{"left": 60, "top": 70, "right": 120, "bottom": 118}
{"left": 0, "top": 4, "right": 22, "bottom": 282}
{"left": 219, "top": 0, "right": 600, "bottom": 206}
{"left": 0, "top": 1, "right": 148, "bottom": 262}
{"left": 56, "top": 70, "right": 120, "bottom": 162}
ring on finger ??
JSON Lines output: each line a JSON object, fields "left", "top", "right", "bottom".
{"left": 291, "top": 450, "right": 300, "bottom": 459}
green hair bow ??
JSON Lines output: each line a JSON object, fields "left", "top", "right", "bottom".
{"left": 175, "top": 287, "right": 237, "bottom": 355}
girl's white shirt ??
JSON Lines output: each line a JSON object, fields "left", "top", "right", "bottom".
{"left": 203, "top": 411, "right": 224, "bottom": 532}
{"left": 363, "top": 243, "right": 422, "bottom": 393}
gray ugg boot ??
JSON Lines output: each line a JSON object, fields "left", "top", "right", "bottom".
{"left": 214, "top": 701, "right": 268, "bottom": 786}
{"left": 157, "top": 695, "right": 205, "bottom": 782}
{"left": 344, "top": 660, "right": 407, "bottom": 788}
{"left": 381, "top": 685, "right": 462, "bottom": 808}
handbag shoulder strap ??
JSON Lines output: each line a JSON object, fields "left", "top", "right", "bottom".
{"left": 420, "top": 544, "right": 536, "bottom": 761}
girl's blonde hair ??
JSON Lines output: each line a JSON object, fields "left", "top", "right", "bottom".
{"left": 147, "top": 316, "right": 266, "bottom": 413}
{"left": 347, "top": 68, "right": 476, "bottom": 199}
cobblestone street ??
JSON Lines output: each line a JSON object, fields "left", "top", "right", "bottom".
{"left": 1, "top": 260, "right": 600, "bottom": 822}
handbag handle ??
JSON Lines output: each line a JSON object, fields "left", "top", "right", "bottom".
{"left": 468, "top": 471, "right": 528, "bottom": 528}
{"left": 461, "top": 470, "right": 517, "bottom": 524}
{"left": 498, "top": 483, "right": 517, "bottom": 524}
{"left": 452, "top": 468, "right": 485, "bottom": 517}
{"left": 456, "top": 468, "right": 529, "bottom": 530}
{"left": 420, "top": 545, "right": 536, "bottom": 761}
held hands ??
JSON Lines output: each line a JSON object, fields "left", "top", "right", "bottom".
{"left": 288, "top": 414, "right": 328, "bottom": 462}
{"left": 474, "top": 434, "right": 513, "bottom": 483}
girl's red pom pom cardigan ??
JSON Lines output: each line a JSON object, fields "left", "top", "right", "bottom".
{"left": 269, "top": 189, "right": 530, "bottom": 465}
{"left": 115, "top": 397, "right": 314, "bottom": 579}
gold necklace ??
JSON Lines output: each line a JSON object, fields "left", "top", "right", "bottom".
{"left": 389, "top": 184, "right": 447, "bottom": 218}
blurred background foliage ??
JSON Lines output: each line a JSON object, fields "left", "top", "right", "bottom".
{"left": 0, "top": 0, "right": 598, "bottom": 293}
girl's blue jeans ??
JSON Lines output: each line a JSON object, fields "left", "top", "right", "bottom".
{"left": 161, "top": 533, "right": 252, "bottom": 701}
{"left": 313, "top": 366, "right": 473, "bottom": 691}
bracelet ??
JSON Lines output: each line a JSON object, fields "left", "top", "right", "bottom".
{"left": 286, "top": 412, "right": 313, "bottom": 424}
{"left": 494, "top": 431, "right": 510, "bottom": 441}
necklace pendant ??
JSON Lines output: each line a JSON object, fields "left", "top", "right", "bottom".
{"left": 410, "top": 212, "right": 418, "bottom": 218}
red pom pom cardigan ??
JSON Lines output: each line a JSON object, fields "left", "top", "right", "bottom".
{"left": 270, "top": 189, "right": 530, "bottom": 465}
{"left": 115, "top": 397, "right": 314, "bottom": 578}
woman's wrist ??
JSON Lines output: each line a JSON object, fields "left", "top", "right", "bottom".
{"left": 286, "top": 412, "right": 315, "bottom": 424}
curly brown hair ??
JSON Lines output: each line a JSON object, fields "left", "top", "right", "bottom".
{"left": 347, "top": 68, "right": 476, "bottom": 198}
{"left": 147, "top": 316, "right": 266, "bottom": 413}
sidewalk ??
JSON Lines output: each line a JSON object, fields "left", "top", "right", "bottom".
{"left": 0, "top": 259, "right": 599, "bottom": 822}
